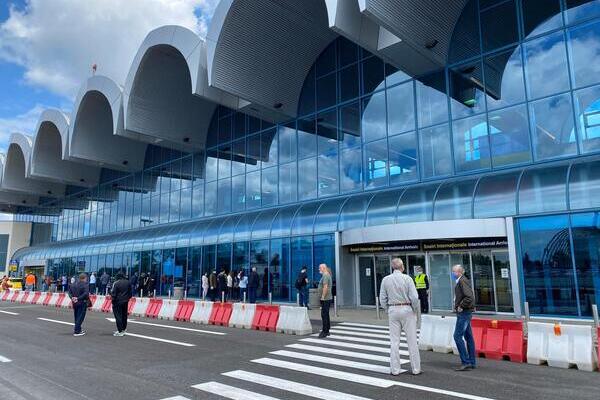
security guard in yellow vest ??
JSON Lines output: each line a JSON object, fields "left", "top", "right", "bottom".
{"left": 413, "top": 266, "right": 429, "bottom": 313}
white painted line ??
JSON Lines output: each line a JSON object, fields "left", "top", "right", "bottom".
{"left": 329, "top": 329, "right": 390, "bottom": 339}
{"left": 286, "top": 343, "right": 391, "bottom": 363}
{"left": 38, "top": 317, "right": 74, "bottom": 326}
{"left": 124, "top": 332, "right": 195, "bottom": 347}
{"left": 324, "top": 334, "right": 395, "bottom": 346}
{"left": 251, "top": 358, "right": 395, "bottom": 388}
{"left": 159, "top": 396, "right": 190, "bottom": 400}
{"left": 223, "top": 370, "right": 374, "bottom": 400}
{"left": 0, "top": 310, "right": 19, "bottom": 315}
{"left": 300, "top": 337, "right": 409, "bottom": 356}
{"left": 252, "top": 358, "right": 496, "bottom": 400}
{"left": 192, "top": 381, "right": 281, "bottom": 400}
{"left": 0, "top": 355, "right": 12, "bottom": 363}
{"left": 334, "top": 325, "right": 390, "bottom": 333}
{"left": 105, "top": 318, "right": 226, "bottom": 336}
{"left": 269, "top": 350, "right": 396, "bottom": 374}
{"left": 338, "top": 322, "right": 390, "bottom": 329}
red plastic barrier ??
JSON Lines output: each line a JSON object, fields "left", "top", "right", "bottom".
{"left": 1, "top": 290, "right": 11, "bottom": 301}
{"left": 56, "top": 293, "right": 66, "bottom": 307}
{"left": 174, "top": 300, "right": 195, "bottom": 322}
{"left": 127, "top": 297, "right": 136, "bottom": 315}
{"left": 251, "top": 305, "right": 280, "bottom": 332}
{"left": 597, "top": 327, "right": 600, "bottom": 369}
{"left": 42, "top": 292, "right": 53, "bottom": 306}
{"left": 471, "top": 318, "right": 525, "bottom": 363}
{"left": 101, "top": 296, "right": 113, "bottom": 312}
{"left": 19, "top": 291, "right": 29, "bottom": 303}
{"left": 209, "top": 302, "right": 233, "bottom": 326}
{"left": 145, "top": 298, "right": 163, "bottom": 318}
{"left": 30, "top": 292, "right": 42, "bottom": 304}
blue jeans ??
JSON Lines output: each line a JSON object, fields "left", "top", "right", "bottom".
{"left": 73, "top": 302, "right": 87, "bottom": 334}
{"left": 453, "top": 311, "right": 476, "bottom": 367}
{"left": 299, "top": 287, "right": 309, "bottom": 307}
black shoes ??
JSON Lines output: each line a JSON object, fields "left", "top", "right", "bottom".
{"left": 318, "top": 331, "right": 330, "bottom": 338}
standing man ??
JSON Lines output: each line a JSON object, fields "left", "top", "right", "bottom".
{"left": 413, "top": 266, "right": 429, "bottom": 314}
{"left": 130, "top": 272, "right": 139, "bottom": 297}
{"left": 379, "top": 258, "right": 421, "bottom": 376}
{"left": 295, "top": 267, "right": 309, "bottom": 308}
{"left": 89, "top": 272, "right": 97, "bottom": 294}
{"left": 317, "top": 264, "right": 332, "bottom": 338}
{"left": 110, "top": 273, "right": 131, "bottom": 337}
{"left": 68, "top": 273, "right": 90, "bottom": 337}
{"left": 248, "top": 267, "right": 259, "bottom": 304}
{"left": 209, "top": 270, "right": 217, "bottom": 301}
{"left": 452, "top": 264, "right": 476, "bottom": 371}
{"left": 99, "top": 271, "right": 110, "bottom": 295}
{"left": 25, "top": 272, "right": 35, "bottom": 291}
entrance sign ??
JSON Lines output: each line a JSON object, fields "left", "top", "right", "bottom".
{"left": 348, "top": 237, "right": 508, "bottom": 253}
{"left": 501, "top": 268, "right": 509, "bottom": 278}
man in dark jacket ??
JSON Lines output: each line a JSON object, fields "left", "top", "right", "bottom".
{"left": 217, "top": 269, "right": 228, "bottom": 302}
{"left": 295, "top": 267, "right": 309, "bottom": 308}
{"left": 110, "top": 273, "right": 132, "bottom": 336}
{"left": 452, "top": 264, "right": 476, "bottom": 371}
{"left": 248, "top": 267, "right": 259, "bottom": 304}
{"left": 68, "top": 273, "right": 90, "bottom": 337}
{"left": 209, "top": 270, "right": 217, "bottom": 301}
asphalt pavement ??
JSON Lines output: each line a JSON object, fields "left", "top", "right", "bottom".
{"left": 0, "top": 302, "right": 597, "bottom": 400}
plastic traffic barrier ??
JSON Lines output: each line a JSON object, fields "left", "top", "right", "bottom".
{"left": 101, "top": 296, "right": 113, "bottom": 312}
{"left": 598, "top": 327, "right": 600, "bottom": 370}
{"left": 157, "top": 299, "right": 178, "bottom": 320}
{"left": 56, "top": 293, "right": 67, "bottom": 307}
{"left": 30, "top": 292, "right": 42, "bottom": 305}
{"left": 91, "top": 295, "right": 105, "bottom": 312}
{"left": 418, "top": 314, "right": 457, "bottom": 353}
{"left": 174, "top": 300, "right": 195, "bottom": 322}
{"left": 229, "top": 303, "right": 256, "bottom": 329}
{"left": 251, "top": 305, "right": 279, "bottom": 332}
{"left": 47, "top": 293, "right": 60, "bottom": 306}
{"left": 88, "top": 294, "right": 97, "bottom": 308}
{"left": 527, "top": 322, "right": 597, "bottom": 371}
{"left": 209, "top": 302, "right": 233, "bottom": 326}
{"left": 128, "top": 297, "right": 136, "bottom": 315}
{"left": 276, "top": 305, "right": 313, "bottom": 335}
{"left": 471, "top": 318, "right": 526, "bottom": 362}
{"left": 16, "top": 291, "right": 28, "bottom": 303}
{"left": 42, "top": 292, "right": 53, "bottom": 306}
{"left": 131, "top": 297, "right": 150, "bottom": 317}
{"left": 145, "top": 298, "right": 163, "bottom": 318}
{"left": 190, "top": 301, "right": 213, "bottom": 325}
{"left": 1, "top": 289, "right": 11, "bottom": 301}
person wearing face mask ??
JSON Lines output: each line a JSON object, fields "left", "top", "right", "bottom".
{"left": 452, "top": 264, "right": 476, "bottom": 371}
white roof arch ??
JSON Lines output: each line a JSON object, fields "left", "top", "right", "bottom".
{"left": 68, "top": 75, "right": 147, "bottom": 172}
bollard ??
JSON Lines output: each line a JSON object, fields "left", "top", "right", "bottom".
{"left": 296, "top": 293, "right": 300, "bottom": 307}
{"left": 221, "top": 291, "right": 225, "bottom": 303}
{"left": 243, "top": 291, "right": 247, "bottom": 303}
{"left": 334, "top": 295, "right": 338, "bottom": 318}
{"left": 592, "top": 304, "right": 599, "bottom": 328}
{"left": 524, "top": 301, "right": 530, "bottom": 321}
{"left": 140, "top": 289, "right": 143, "bottom": 298}
{"left": 184, "top": 290, "right": 187, "bottom": 300}
{"left": 153, "top": 289, "right": 156, "bottom": 298}
{"left": 168, "top": 290, "right": 171, "bottom": 300}
{"left": 269, "top": 292, "right": 272, "bottom": 305}
{"left": 96, "top": 287, "right": 98, "bottom": 295}
{"left": 376, "top": 297, "right": 381, "bottom": 320}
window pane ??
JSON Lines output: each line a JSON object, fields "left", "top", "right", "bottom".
{"left": 291, "top": 202, "right": 321, "bottom": 236}
{"left": 474, "top": 172, "right": 519, "bottom": 218}
{"left": 569, "top": 161, "right": 600, "bottom": 210}
{"left": 574, "top": 84, "right": 600, "bottom": 153}
{"left": 298, "top": 117, "right": 317, "bottom": 158}
{"left": 251, "top": 209, "right": 278, "bottom": 239}
{"left": 298, "top": 67, "right": 315, "bottom": 116}
{"left": 419, "top": 124, "right": 452, "bottom": 178}
{"left": 338, "top": 194, "right": 372, "bottom": 230}
{"left": 362, "top": 92, "right": 387, "bottom": 142}
{"left": 261, "top": 167, "right": 278, "bottom": 207}
{"left": 565, "top": 0, "right": 600, "bottom": 24}
{"left": 339, "top": 64, "right": 359, "bottom": 102}
{"left": 417, "top": 70, "right": 448, "bottom": 128}
{"left": 385, "top": 64, "right": 411, "bottom": 87}
{"left": 318, "top": 152, "right": 339, "bottom": 197}
{"left": 218, "top": 147, "right": 231, "bottom": 179}
{"left": 568, "top": 20, "right": 600, "bottom": 89}
{"left": 518, "top": 215, "right": 577, "bottom": 316}
{"left": 488, "top": 104, "right": 532, "bottom": 167}
{"left": 271, "top": 205, "right": 298, "bottom": 237}
{"left": 231, "top": 139, "right": 246, "bottom": 176}
{"left": 245, "top": 171, "right": 261, "bottom": 209}
{"left": 524, "top": 31, "right": 570, "bottom": 100}
{"left": 270, "top": 238, "right": 290, "bottom": 301}
{"left": 450, "top": 61, "right": 486, "bottom": 119}
{"left": 314, "top": 234, "right": 336, "bottom": 283}
{"left": 217, "top": 178, "right": 231, "bottom": 214}
{"left": 314, "top": 198, "right": 346, "bottom": 233}
{"left": 338, "top": 37, "right": 358, "bottom": 67}
{"left": 366, "top": 189, "right": 403, "bottom": 227}
{"left": 518, "top": 166, "right": 568, "bottom": 214}
{"left": 317, "top": 73, "right": 337, "bottom": 111}
{"left": 521, "top": 0, "right": 562, "bottom": 37}
{"left": 484, "top": 46, "right": 526, "bottom": 110}
{"left": 529, "top": 93, "right": 577, "bottom": 161}
{"left": 246, "top": 134, "right": 261, "bottom": 172}
{"left": 480, "top": 0, "right": 519, "bottom": 52}
{"left": 340, "top": 146, "right": 363, "bottom": 193}
{"left": 205, "top": 181, "right": 217, "bottom": 216}
{"left": 364, "top": 139, "right": 388, "bottom": 189}
{"left": 278, "top": 122, "right": 297, "bottom": 164}
{"left": 453, "top": 115, "right": 491, "bottom": 172}
{"left": 389, "top": 132, "right": 418, "bottom": 184}
{"left": 340, "top": 102, "right": 361, "bottom": 149}
{"left": 361, "top": 56, "right": 385, "bottom": 94}
{"left": 298, "top": 157, "right": 317, "bottom": 200}
{"left": 570, "top": 212, "right": 600, "bottom": 316}
{"left": 261, "top": 128, "right": 278, "bottom": 169}
{"left": 387, "top": 81, "right": 415, "bottom": 135}
{"left": 316, "top": 41, "right": 336, "bottom": 77}
{"left": 279, "top": 162, "right": 297, "bottom": 204}
{"left": 434, "top": 180, "right": 476, "bottom": 220}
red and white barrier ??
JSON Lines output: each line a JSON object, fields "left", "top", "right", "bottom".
{"left": 276, "top": 306, "right": 312, "bottom": 335}
{"left": 157, "top": 299, "right": 178, "bottom": 320}
{"left": 229, "top": 303, "right": 256, "bottom": 329}
{"left": 131, "top": 297, "right": 150, "bottom": 317}
{"left": 190, "top": 301, "right": 213, "bottom": 325}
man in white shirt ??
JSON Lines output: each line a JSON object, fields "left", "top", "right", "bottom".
{"left": 379, "top": 258, "right": 421, "bottom": 376}
{"left": 89, "top": 272, "right": 97, "bottom": 294}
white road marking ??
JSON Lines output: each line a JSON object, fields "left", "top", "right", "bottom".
{"left": 159, "top": 397, "right": 190, "bottom": 400}
{"left": 123, "top": 332, "right": 195, "bottom": 347}
{"left": 300, "top": 337, "right": 409, "bottom": 356}
{"left": 223, "top": 369, "right": 374, "bottom": 400}
{"left": 105, "top": 318, "right": 225, "bottom": 336}
{"left": 338, "top": 322, "right": 390, "bottom": 329}
{"left": 324, "top": 334, "right": 394, "bottom": 346}
{"left": 252, "top": 358, "right": 496, "bottom": 400}
{"left": 269, "top": 350, "right": 396, "bottom": 373}
{"left": 193, "top": 381, "right": 281, "bottom": 400}
{"left": 334, "top": 325, "right": 391, "bottom": 333}
{"left": 38, "top": 317, "right": 74, "bottom": 326}
{"left": 286, "top": 343, "right": 391, "bottom": 363}
{"left": 328, "top": 329, "right": 390, "bottom": 339}
{"left": 0, "top": 355, "right": 12, "bottom": 362}
{"left": 0, "top": 310, "right": 19, "bottom": 315}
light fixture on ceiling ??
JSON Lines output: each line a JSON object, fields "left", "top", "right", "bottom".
{"left": 425, "top": 39, "right": 438, "bottom": 50}
{"left": 273, "top": 102, "right": 283, "bottom": 110}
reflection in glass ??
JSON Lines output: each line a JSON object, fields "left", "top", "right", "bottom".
{"left": 314, "top": 198, "right": 346, "bottom": 233}
{"left": 278, "top": 122, "right": 296, "bottom": 164}
{"left": 474, "top": 172, "right": 519, "bottom": 218}
{"left": 434, "top": 180, "right": 476, "bottom": 220}
{"left": 568, "top": 20, "right": 600, "bottom": 89}
{"left": 387, "top": 81, "right": 415, "bottom": 135}
{"left": 389, "top": 132, "right": 418, "bottom": 184}
{"left": 450, "top": 61, "right": 486, "bottom": 119}
{"left": 338, "top": 194, "right": 372, "bottom": 231}
{"left": 298, "top": 117, "right": 317, "bottom": 158}
{"left": 521, "top": 0, "right": 562, "bottom": 37}
{"left": 339, "top": 64, "right": 359, "bottom": 102}
{"left": 366, "top": 190, "right": 403, "bottom": 227}
{"left": 261, "top": 167, "right": 278, "bottom": 207}
{"left": 484, "top": 46, "right": 526, "bottom": 110}
{"left": 471, "top": 251, "right": 495, "bottom": 312}
{"left": 298, "top": 158, "right": 317, "bottom": 200}
{"left": 488, "top": 104, "right": 532, "bottom": 167}
{"left": 570, "top": 212, "right": 600, "bottom": 316}
{"left": 429, "top": 253, "right": 452, "bottom": 310}
{"left": 524, "top": 31, "right": 570, "bottom": 100}
{"left": 317, "top": 73, "right": 336, "bottom": 111}
{"left": 361, "top": 56, "right": 385, "bottom": 94}
{"left": 453, "top": 115, "right": 491, "bottom": 172}
{"left": 518, "top": 166, "right": 568, "bottom": 214}
{"left": 419, "top": 124, "right": 452, "bottom": 179}
{"left": 362, "top": 92, "right": 387, "bottom": 143}
{"left": 565, "top": 0, "right": 600, "bottom": 24}
{"left": 245, "top": 171, "right": 261, "bottom": 209}
{"left": 340, "top": 101, "right": 361, "bottom": 149}
{"left": 416, "top": 70, "right": 448, "bottom": 128}
{"left": 340, "top": 146, "right": 363, "bottom": 193}
{"left": 396, "top": 185, "right": 437, "bottom": 223}
{"left": 569, "top": 161, "right": 600, "bottom": 210}
{"left": 364, "top": 139, "right": 388, "bottom": 189}
{"left": 261, "top": 129, "right": 278, "bottom": 169}
{"left": 480, "top": 0, "right": 519, "bottom": 52}
{"left": 529, "top": 94, "right": 577, "bottom": 160}
{"left": 278, "top": 162, "right": 297, "bottom": 204}
{"left": 574, "top": 84, "right": 600, "bottom": 153}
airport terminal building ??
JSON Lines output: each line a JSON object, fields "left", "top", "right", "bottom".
{"left": 6, "top": 0, "right": 600, "bottom": 318}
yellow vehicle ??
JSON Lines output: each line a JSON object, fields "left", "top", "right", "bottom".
{"left": 7, "top": 277, "right": 22, "bottom": 290}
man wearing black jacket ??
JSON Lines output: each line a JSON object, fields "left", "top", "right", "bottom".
{"left": 110, "top": 273, "right": 132, "bottom": 337}
{"left": 452, "top": 264, "right": 476, "bottom": 371}
{"left": 248, "top": 267, "right": 259, "bottom": 304}
{"left": 68, "top": 273, "right": 90, "bottom": 337}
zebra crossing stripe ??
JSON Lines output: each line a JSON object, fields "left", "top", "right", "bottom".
{"left": 328, "top": 329, "right": 390, "bottom": 339}
{"left": 192, "top": 381, "right": 281, "bottom": 400}
{"left": 300, "top": 337, "right": 410, "bottom": 356}
{"left": 286, "top": 343, "right": 391, "bottom": 363}
{"left": 338, "top": 322, "right": 390, "bottom": 329}
{"left": 325, "top": 334, "right": 394, "bottom": 346}
{"left": 223, "top": 370, "right": 374, "bottom": 400}
{"left": 333, "top": 325, "right": 391, "bottom": 334}
{"left": 269, "top": 350, "right": 395, "bottom": 374}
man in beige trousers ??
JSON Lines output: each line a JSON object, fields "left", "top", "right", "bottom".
{"left": 379, "top": 258, "right": 422, "bottom": 376}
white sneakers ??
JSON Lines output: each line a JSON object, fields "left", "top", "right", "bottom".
{"left": 73, "top": 331, "right": 86, "bottom": 337}
{"left": 113, "top": 331, "right": 125, "bottom": 337}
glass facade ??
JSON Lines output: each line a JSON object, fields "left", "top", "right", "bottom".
{"left": 12, "top": 1, "right": 600, "bottom": 314}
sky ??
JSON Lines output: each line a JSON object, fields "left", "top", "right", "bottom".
{"left": 0, "top": 0, "right": 219, "bottom": 153}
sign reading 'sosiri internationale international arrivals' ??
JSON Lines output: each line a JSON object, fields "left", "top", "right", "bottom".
{"left": 348, "top": 237, "right": 508, "bottom": 253}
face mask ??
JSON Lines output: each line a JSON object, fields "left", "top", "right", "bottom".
{"left": 451, "top": 272, "right": 459, "bottom": 280}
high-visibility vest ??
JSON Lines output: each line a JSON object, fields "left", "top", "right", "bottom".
{"left": 414, "top": 274, "right": 427, "bottom": 290}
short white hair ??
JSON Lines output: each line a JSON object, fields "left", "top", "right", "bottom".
{"left": 391, "top": 258, "right": 405, "bottom": 271}
{"left": 452, "top": 264, "right": 464, "bottom": 274}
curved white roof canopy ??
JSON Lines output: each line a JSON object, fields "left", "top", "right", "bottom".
{"left": 2, "top": 133, "right": 65, "bottom": 197}
{"left": 68, "top": 75, "right": 147, "bottom": 172}
{"left": 31, "top": 109, "right": 101, "bottom": 187}
{"left": 207, "top": 0, "right": 337, "bottom": 118}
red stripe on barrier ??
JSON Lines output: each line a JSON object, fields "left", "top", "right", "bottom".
{"left": 89, "top": 294, "right": 97, "bottom": 308}
{"left": 30, "top": 292, "right": 42, "bottom": 304}
{"left": 251, "top": 305, "right": 279, "bottom": 332}
{"left": 472, "top": 319, "right": 526, "bottom": 363}
{"left": 145, "top": 298, "right": 162, "bottom": 318}
{"left": 1, "top": 290, "right": 10, "bottom": 301}
{"left": 127, "top": 297, "right": 136, "bottom": 315}
{"left": 19, "top": 291, "right": 29, "bottom": 303}
{"left": 101, "top": 296, "right": 113, "bottom": 312}
{"left": 209, "top": 302, "right": 232, "bottom": 326}
{"left": 42, "top": 292, "right": 52, "bottom": 306}
{"left": 597, "top": 327, "right": 600, "bottom": 369}
{"left": 174, "top": 300, "right": 194, "bottom": 322}
{"left": 56, "top": 293, "right": 66, "bottom": 307}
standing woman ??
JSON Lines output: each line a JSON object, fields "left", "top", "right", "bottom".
{"left": 226, "top": 271, "right": 233, "bottom": 301}
{"left": 238, "top": 270, "right": 248, "bottom": 302}
{"left": 201, "top": 272, "right": 209, "bottom": 300}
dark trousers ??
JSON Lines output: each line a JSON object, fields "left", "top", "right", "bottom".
{"left": 248, "top": 287, "right": 257, "bottom": 304}
{"left": 89, "top": 283, "right": 96, "bottom": 294}
{"left": 320, "top": 300, "right": 331, "bottom": 333}
{"left": 113, "top": 302, "right": 128, "bottom": 333}
{"left": 73, "top": 302, "right": 87, "bottom": 334}
{"left": 417, "top": 289, "right": 429, "bottom": 313}
{"left": 454, "top": 311, "right": 476, "bottom": 367}
{"left": 299, "top": 287, "right": 309, "bottom": 307}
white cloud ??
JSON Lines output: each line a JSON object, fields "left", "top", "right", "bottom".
{"left": 0, "top": 0, "right": 219, "bottom": 99}
{"left": 0, "top": 104, "right": 46, "bottom": 153}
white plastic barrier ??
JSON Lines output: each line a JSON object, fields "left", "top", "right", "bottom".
{"left": 26, "top": 292, "right": 37, "bottom": 304}
{"left": 276, "top": 305, "right": 312, "bottom": 335}
{"left": 14, "top": 290, "right": 26, "bottom": 303}
{"left": 417, "top": 314, "right": 456, "bottom": 353}
{"left": 47, "top": 293, "right": 60, "bottom": 306}
{"left": 418, "top": 315, "right": 435, "bottom": 350}
{"left": 91, "top": 295, "right": 106, "bottom": 312}
{"left": 131, "top": 297, "right": 150, "bottom": 317}
{"left": 158, "top": 299, "right": 178, "bottom": 320}
{"left": 190, "top": 301, "right": 213, "bottom": 325}
{"left": 528, "top": 322, "right": 597, "bottom": 372}
{"left": 35, "top": 292, "right": 46, "bottom": 305}
{"left": 229, "top": 303, "right": 256, "bottom": 329}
